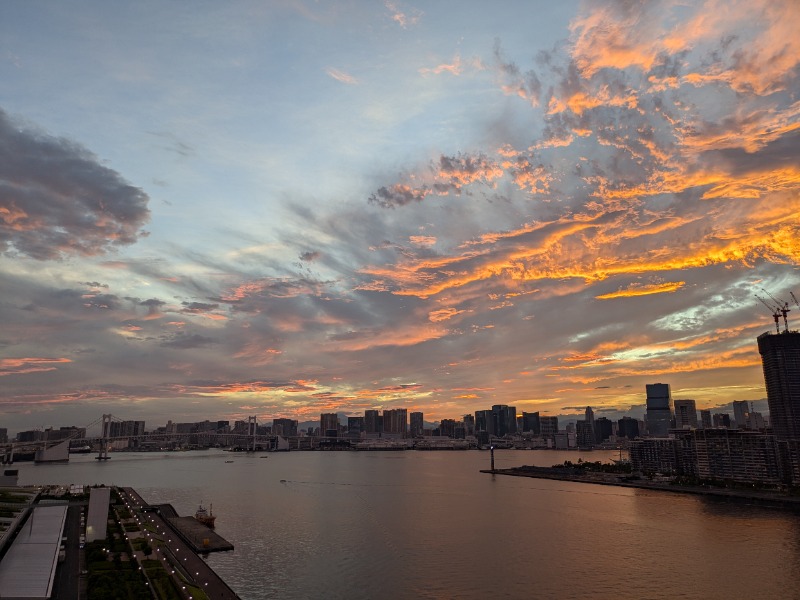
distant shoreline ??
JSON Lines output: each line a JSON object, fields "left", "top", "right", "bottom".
{"left": 482, "top": 467, "right": 800, "bottom": 510}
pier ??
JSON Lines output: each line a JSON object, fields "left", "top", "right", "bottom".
{"left": 154, "top": 503, "right": 235, "bottom": 553}
{"left": 119, "top": 488, "right": 240, "bottom": 599}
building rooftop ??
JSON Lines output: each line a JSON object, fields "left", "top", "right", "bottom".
{"left": 0, "top": 504, "right": 67, "bottom": 600}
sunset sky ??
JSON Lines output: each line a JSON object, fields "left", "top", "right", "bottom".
{"left": 1, "top": 0, "right": 799, "bottom": 433}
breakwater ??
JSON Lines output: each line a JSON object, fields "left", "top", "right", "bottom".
{"left": 482, "top": 466, "right": 800, "bottom": 510}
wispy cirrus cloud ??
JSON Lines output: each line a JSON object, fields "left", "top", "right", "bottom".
{"left": 325, "top": 67, "right": 359, "bottom": 85}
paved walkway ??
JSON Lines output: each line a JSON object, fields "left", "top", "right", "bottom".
{"left": 119, "top": 487, "right": 240, "bottom": 599}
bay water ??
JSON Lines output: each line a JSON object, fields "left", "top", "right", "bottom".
{"left": 19, "top": 449, "right": 800, "bottom": 599}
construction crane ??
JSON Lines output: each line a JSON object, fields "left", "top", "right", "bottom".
{"left": 761, "top": 288, "right": 791, "bottom": 332}
{"left": 756, "top": 294, "right": 781, "bottom": 334}
{"left": 791, "top": 291, "right": 800, "bottom": 310}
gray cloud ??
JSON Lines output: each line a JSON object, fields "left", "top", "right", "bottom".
{"left": 0, "top": 108, "right": 150, "bottom": 260}
{"left": 160, "top": 332, "right": 218, "bottom": 349}
{"left": 181, "top": 301, "right": 220, "bottom": 313}
{"left": 299, "top": 251, "right": 321, "bottom": 262}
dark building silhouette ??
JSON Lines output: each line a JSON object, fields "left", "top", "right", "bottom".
{"left": 364, "top": 410, "right": 382, "bottom": 436}
{"left": 272, "top": 418, "right": 298, "bottom": 437}
{"left": 521, "top": 411, "right": 540, "bottom": 435}
{"left": 617, "top": 416, "right": 640, "bottom": 439}
{"left": 576, "top": 420, "right": 594, "bottom": 449}
{"left": 645, "top": 383, "right": 673, "bottom": 436}
{"left": 347, "top": 416, "right": 364, "bottom": 440}
{"left": 594, "top": 417, "right": 612, "bottom": 443}
{"left": 491, "top": 405, "right": 517, "bottom": 437}
{"left": 410, "top": 412, "right": 424, "bottom": 437}
{"left": 758, "top": 331, "right": 800, "bottom": 441}
{"left": 440, "top": 419, "right": 456, "bottom": 438}
{"left": 382, "top": 409, "right": 407, "bottom": 436}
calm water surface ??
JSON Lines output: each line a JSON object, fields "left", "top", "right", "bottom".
{"left": 20, "top": 449, "right": 800, "bottom": 599}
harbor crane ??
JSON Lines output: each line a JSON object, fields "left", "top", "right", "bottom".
{"left": 756, "top": 294, "right": 781, "bottom": 334}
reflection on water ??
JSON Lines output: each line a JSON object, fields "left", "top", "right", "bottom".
{"left": 21, "top": 450, "right": 800, "bottom": 599}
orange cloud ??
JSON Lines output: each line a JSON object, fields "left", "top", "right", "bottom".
{"left": 596, "top": 281, "right": 686, "bottom": 300}
{"left": 0, "top": 357, "right": 72, "bottom": 376}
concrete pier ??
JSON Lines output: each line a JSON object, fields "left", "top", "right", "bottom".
{"left": 120, "top": 488, "right": 240, "bottom": 599}
{"left": 166, "top": 516, "right": 234, "bottom": 553}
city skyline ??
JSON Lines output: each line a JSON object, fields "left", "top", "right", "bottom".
{"left": 2, "top": 1, "right": 800, "bottom": 432}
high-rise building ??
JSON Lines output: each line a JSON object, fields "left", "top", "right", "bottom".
{"left": 475, "top": 410, "right": 496, "bottom": 436}
{"left": 272, "top": 418, "right": 298, "bottom": 437}
{"left": 594, "top": 417, "right": 613, "bottom": 443}
{"left": 491, "top": 405, "right": 517, "bottom": 437}
{"left": 576, "top": 421, "right": 594, "bottom": 449}
{"left": 617, "top": 416, "right": 639, "bottom": 439}
{"left": 108, "top": 421, "right": 144, "bottom": 438}
{"left": 382, "top": 409, "right": 408, "bottom": 436}
{"left": 674, "top": 400, "right": 698, "bottom": 429}
{"left": 539, "top": 416, "right": 559, "bottom": 438}
{"left": 699, "top": 409, "right": 712, "bottom": 429}
{"left": 347, "top": 416, "right": 364, "bottom": 439}
{"left": 320, "top": 413, "right": 339, "bottom": 437}
{"left": 712, "top": 413, "right": 731, "bottom": 428}
{"left": 364, "top": 410, "right": 382, "bottom": 436}
{"left": 410, "top": 412, "right": 424, "bottom": 437}
{"left": 645, "top": 383, "right": 673, "bottom": 436}
{"left": 463, "top": 414, "right": 475, "bottom": 436}
{"left": 758, "top": 331, "right": 800, "bottom": 441}
{"left": 732, "top": 400, "right": 751, "bottom": 429}
{"left": 521, "top": 412, "right": 540, "bottom": 435}
{"left": 440, "top": 419, "right": 456, "bottom": 437}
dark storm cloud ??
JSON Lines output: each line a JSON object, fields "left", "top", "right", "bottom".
{"left": 0, "top": 108, "right": 150, "bottom": 260}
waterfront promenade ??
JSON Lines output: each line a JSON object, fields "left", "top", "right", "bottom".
{"left": 119, "top": 487, "right": 240, "bottom": 599}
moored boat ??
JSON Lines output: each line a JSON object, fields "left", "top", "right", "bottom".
{"left": 195, "top": 503, "right": 216, "bottom": 528}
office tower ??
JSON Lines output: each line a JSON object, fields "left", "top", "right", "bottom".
{"left": 522, "top": 412, "right": 541, "bottom": 435}
{"left": 347, "top": 416, "right": 364, "bottom": 439}
{"left": 758, "top": 331, "right": 800, "bottom": 441}
{"left": 594, "top": 417, "right": 613, "bottom": 443}
{"left": 491, "top": 405, "right": 517, "bottom": 436}
{"left": 272, "top": 418, "right": 298, "bottom": 437}
{"left": 732, "top": 400, "right": 750, "bottom": 429}
{"left": 364, "top": 410, "right": 382, "bottom": 435}
{"left": 108, "top": 421, "right": 144, "bottom": 437}
{"left": 0, "top": 428, "right": 6, "bottom": 444}
{"left": 747, "top": 411, "right": 766, "bottom": 430}
{"left": 410, "top": 412, "right": 424, "bottom": 437}
{"left": 674, "top": 400, "right": 698, "bottom": 429}
{"left": 617, "top": 416, "right": 639, "bottom": 439}
{"left": 463, "top": 414, "right": 475, "bottom": 436}
{"left": 539, "top": 416, "right": 559, "bottom": 438}
{"left": 645, "top": 383, "right": 673, "bottom": 436}
{"left": 474, "top": 410, "right": 490, "bottom": 435}
{"left": 700, "top": 410, "right": 712, "bottom": 429}
{"left": 383, "top": 409, "right": 408, "bottom": 436}
{"left": 440, "top": 419, "right": 456, "bottom": 437}
{"left": 712, "top": 413, "right": 731, "bottom": 428}
{"left": 320, "top": 413, "right": 339, "bottom": 437}
{"left": 576, "top": 421, "right": 594, "bottom": 449}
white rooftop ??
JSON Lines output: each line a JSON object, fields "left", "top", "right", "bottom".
{"left": 0, "top": 505, "right": 67, "bottom": 599}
